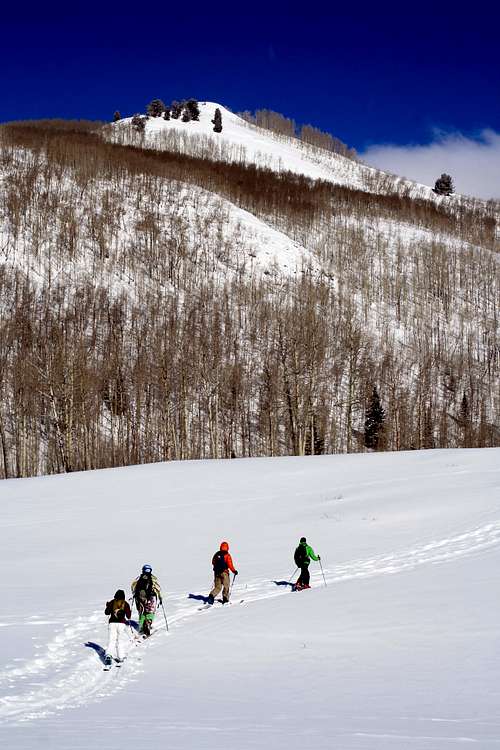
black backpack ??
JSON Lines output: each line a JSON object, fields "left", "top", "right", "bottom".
{"left": 213, "top": 550, "right": 228, "bottom": 575}
{"left": 294, "top": 544, "right": 308, "bottom": 567}
{"left": 135, "top": 573, "right": 153, "bottom": 601}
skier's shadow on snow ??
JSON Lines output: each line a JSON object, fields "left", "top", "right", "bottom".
{"left": 84, "top": 641, "right": 108, "bottom": 665}
{"left": 188, "top": 593, "right": 211, "bottom": 604}
{"left": 272, "top": 580, "right": 294, "bottom": 588}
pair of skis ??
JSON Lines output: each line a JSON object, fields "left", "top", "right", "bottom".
{"left": 103, "top": 656, "right": 126, "bottom": 671}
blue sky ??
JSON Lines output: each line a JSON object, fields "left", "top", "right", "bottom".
{"left": 2, "top": 2, "right": 499, "bottom": 194}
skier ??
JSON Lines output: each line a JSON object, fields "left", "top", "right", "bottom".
{"left": 293, "top": 537, "right": 320, "bottom": 590}
{"left": 131, "top": 564, "right": 163, "bottom": 637}
{"left": 207, "top": 541, "right": 238, "bottom": 605}
{"left": 104, "top": 589, "right": 132, "bottom": 666}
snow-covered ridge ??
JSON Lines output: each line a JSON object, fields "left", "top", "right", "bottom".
{"left": 112, "top": 102, "right": 492, "bottom": 207}
{"left": 112, "top": 102, "right": 399, "bottom": 193}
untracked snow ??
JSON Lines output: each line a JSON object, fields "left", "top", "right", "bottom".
{"left": 1, "top": 448, "right": 500, "bottom": 748}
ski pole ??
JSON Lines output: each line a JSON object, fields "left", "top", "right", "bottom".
{"left": 160, "top": 600, "right": 169, "bottom": 632}
{"left": 288, "top": 567, "right": 298, "bottom": 585}
{"left": 229, "top": 572, "right": 237, "bottom": 598}
{"left": 319, "top": 558, "right": 327, "bottom": 587}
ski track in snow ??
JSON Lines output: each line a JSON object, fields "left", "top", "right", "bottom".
{"left": 1, "top": 519, "right": 499, "bottom": 725}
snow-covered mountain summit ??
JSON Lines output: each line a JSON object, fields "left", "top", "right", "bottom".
{"left": 115, "top": 101, "right": 382, "bottom": 191}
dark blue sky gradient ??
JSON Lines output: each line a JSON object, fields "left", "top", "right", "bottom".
{"left": 2, "top": 2, "right": 499, "bottom": 150}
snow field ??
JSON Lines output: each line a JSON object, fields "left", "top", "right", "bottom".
{"left": 1, "top": 448, "right": 500, "bottom": 747}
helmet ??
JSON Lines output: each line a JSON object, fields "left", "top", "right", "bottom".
{"left": 142, "top": 564, "right": 152, "bottom": 574}
{"left": 220, "top": 541, "right": 229, "bottom": 552}
{"left": 114, "top": 589, "right": 125, "bottom": 599}
{"left": 300, "top": 537, "right": 306, "bottom": 544}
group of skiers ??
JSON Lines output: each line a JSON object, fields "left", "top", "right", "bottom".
{"left": 103, "top": 538, "right": 321, "bottom": 666}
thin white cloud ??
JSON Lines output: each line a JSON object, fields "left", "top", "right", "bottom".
{"left": 362, "top": 129, "right": 500, "bottom": 200}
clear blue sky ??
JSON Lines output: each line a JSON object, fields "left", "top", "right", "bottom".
{"left": 2, "top": 1, "right": 499, "bottom": 151}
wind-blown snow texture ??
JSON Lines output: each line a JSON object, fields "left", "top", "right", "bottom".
{"left": 1, "top": 448, "right": 500, "bottom": 748}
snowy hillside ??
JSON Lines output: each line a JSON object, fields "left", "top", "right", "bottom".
{"left": 1, "top": 449, "right": 499, "bottom": 748}
{"left": 114, "top": 102, "right": 496, "bottom": 206}
{"left": 114, "top": 101, "right": 447, "bottom": 200}
{"left": 114, "top": 102, "right": 372, "bottom": 188}
{"left": 0, "top": 111, "right": 498, "bottom": 478}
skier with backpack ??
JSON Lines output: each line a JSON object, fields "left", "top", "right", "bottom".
{"left": 207, "top": 541, "right": 238, "bottom": 605}
{"left": 131, "top": 564, "right": 163, "bottom": 637}
{"left": 104, "top": 589, "right": 132, "bottom": 667}
{"left": 293, "top": 537, "right": 320, "bottom": 590}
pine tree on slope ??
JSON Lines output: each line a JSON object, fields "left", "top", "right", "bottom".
{"left": 113, "top": 111, "right": 121, "bottom": 122}
{"left": 433, "top": 173, "right": 455, "bottom": 196}
{"left": 212, "top": 107, "right": 223, "bottom": 133}
{"left": 364, "top": 387, "right": 385, "bottom": 450}
{"left": 147, "top": 99, "right": 165, "bottom": 118}
{"left": 131, "top": 114, "right": 146, "bottom": 133}
{"left": 186, "top": 98, "right": 200, "bottom": 121}
{"left": 171, "top": 100, "right": 182, "bottom": 119}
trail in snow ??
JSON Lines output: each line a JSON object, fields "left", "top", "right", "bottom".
{"left": 1, "top": 519, "right": 498, "bottom": 726}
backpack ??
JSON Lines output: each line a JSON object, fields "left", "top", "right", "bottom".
{"left": 213, "top": 550, "right": 228, "bottom": 576}
{"left": 294, "top": 544, "right": 308, "bottom": 567}
{"left": 112, "top": 598, "right": 127, "bottom": 622}
{"left": 135, "top": 573, "right": 153, "bottom": 601}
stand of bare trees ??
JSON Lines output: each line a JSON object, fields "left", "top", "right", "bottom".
{"left": 238, "top": 109, "right": 358, "bottom": 160}
{"left": 0, "top": 120, "right": 498, "bottom": 478}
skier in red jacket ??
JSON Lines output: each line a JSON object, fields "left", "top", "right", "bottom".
{"left": 207, "top": 541, "right": 238, "bottom": 604}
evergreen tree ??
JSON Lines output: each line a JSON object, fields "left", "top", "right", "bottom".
{"left": 433, "top": 173, "right": 455, "bottom": 196}
{"left": 185, "top": 98, "right": 200, "bottom": 121}
{"left": 163, "top": 107, "right": 171, "bottom": 121}
{"left": 212, "top": 107, "right": 223, "bottom": 133}
{"left": 146, "top": 98, "right": 165, "bottom": 118}
{"left": 460, "top": 392, "right": 471, "bottom": 447}
{"left": 181, "top": 107, "right": 191, "bottom": 122}
{"left": 364, "top": 387, "right": 385, "bottom": 450}
{"left": 113, "top": 111, "right": 121, "bottom": 122}
{"left": 131, "top": 114, "right": 146, "bottom": 133}
{"left": 170, "top": 100, "right": 182, "bottom": 119}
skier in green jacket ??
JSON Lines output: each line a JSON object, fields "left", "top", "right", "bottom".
{"left": 293, "top": 537, "right": 320, "bottom": 590}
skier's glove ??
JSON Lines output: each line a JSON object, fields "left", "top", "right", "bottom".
{"left": 159, "top": 598, "right": 163, "bottom": 605}
{"left": 234, "top": 570, "right": 239, "bottom": 576}
{"left": 318, "top": 556, "right": 321, "bottom": 561}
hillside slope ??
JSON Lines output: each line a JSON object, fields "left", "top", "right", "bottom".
{"left": 0, "top": 110, "right": 498, "bottom": 478}
{"left": 115, "top": 102, "right": 375, "bottom": 189}
{"left": 1, "top": 448, "right": 499, "bottom": 748}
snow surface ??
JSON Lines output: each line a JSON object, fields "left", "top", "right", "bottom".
{"left": 1, "top": 448, "right": 500, "bottom": 748}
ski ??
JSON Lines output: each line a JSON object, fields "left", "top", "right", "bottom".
{"left": 103, "top": 658, "right": 113, "bottom": 671}
{"left": 198, "top": 598, "right": 244, "bottom": 610}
